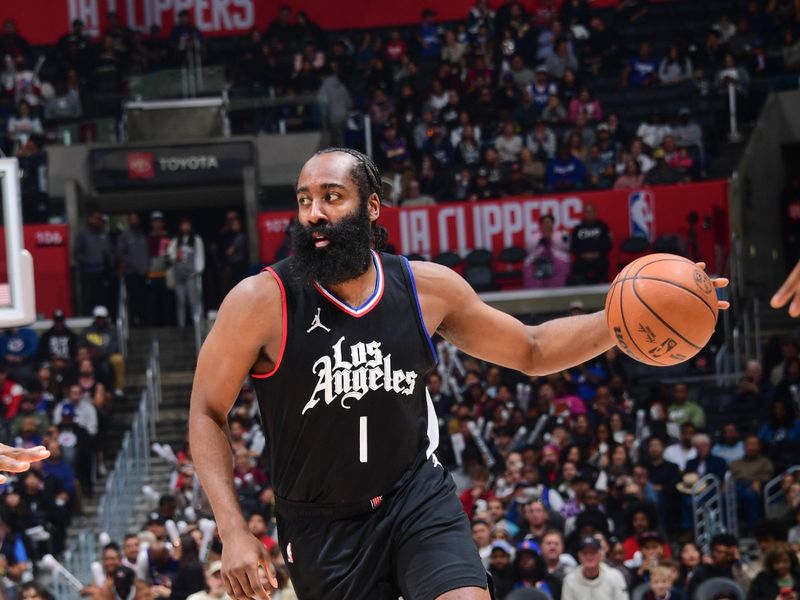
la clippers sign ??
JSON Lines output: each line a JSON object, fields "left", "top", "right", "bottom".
{"left": 258, "top": 180, "right": 729, "bottom": 277}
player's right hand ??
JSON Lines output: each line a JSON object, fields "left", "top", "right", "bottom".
{"left": 771, "top": 260, "right": 800, "bottom": 317}
{"left": 0, "top": 444, "right": 49, "bottom": 483}
{"left": 221, "top": 529, "right": 277, "bottom": 599}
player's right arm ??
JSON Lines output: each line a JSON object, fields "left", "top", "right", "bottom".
{"left": 189, "top": 274, "right": 280, "bottom": 600}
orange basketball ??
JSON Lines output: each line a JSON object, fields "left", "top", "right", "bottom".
{"left": 604, "top": 253, "right": 718, "bottom": 367}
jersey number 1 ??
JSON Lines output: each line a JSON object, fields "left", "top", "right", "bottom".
{"left": 359, "top": 416, "right": 368, "bottom": 463}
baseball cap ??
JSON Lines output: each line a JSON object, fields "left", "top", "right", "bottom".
{"left": 53, "top": 308, "right": 65, "bottom": 320}
{"left": 93, "top": 305, "right": 109, "bottom": 318}
{"left": 535, "top": 65, "right": 548, "bottom": 74}
{"left": 638, "top": 530, "right": 664, "bottom": 544}
{"left": 61, "top": 403, "right": 76, "bottom": 418}
{"left": 491, "top": 540, "right": 515, "bottom": 556}
{"left": 206, "top": 560, "right": 223, "bottom": 576}
{"left": 517, "top": 539, "right": 542, "bottom": 555}
{"left": 579, "top": 536, "right": 602, "bottom": 552}
{"left": 597, "top": 123, "right": 610, "bottom": 132}
{"left": 150, "top": 210, "right": 165, "bottom": 220}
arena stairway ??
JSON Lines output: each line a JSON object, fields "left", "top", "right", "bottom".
{"left": 62, "top": 327, "right": 198, "bottom": 561}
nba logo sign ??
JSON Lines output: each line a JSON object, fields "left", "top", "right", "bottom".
{"left": 629, "top": 191, "right": 655, "bottom": 242}
{"left": 127, "top": 152, "right": 154, "bottom": 180}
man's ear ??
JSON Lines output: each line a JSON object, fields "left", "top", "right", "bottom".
{"left": 368, "top": 192, "right": 381, "bottom": 222}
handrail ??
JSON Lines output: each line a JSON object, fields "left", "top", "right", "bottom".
{"left": 764, "top": 465, "right": 800, "bottom": 517}
{"left": 691, "top": 473, "right": 724, "bottom": 555}
{"left": 46, "top": 339, "right": 163, "bottom": 598}
{"left": 723, "top": 470, "right": 739, "bottom": 538}
{"left": 116, "top": 277, "right": 129, "bottom": 360}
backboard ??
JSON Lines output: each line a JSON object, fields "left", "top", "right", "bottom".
{"left": 0, "top": 158, "right": 36, "bottom": 326}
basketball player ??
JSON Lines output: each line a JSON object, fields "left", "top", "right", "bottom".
{"left": 189, "top": 148, "right": 729, "bottom": 600}
{"left": 772, "top": 260, "right": 800, "bottom": 316}
{"left": 0, "top": 443, "right": 49, "bottom": 483}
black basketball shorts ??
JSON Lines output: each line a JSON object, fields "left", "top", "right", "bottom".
{"left": 275, "top": 456, "right": 488, "bottom": 600}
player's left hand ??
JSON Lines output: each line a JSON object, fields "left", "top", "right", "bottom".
{"left": 771, "top": 259, "right": 800, "bottom": 317}
{"left": 696, "top": 262, "right": 730, "bottom": 311}
{"left": 0, "top": 443, "right": 50, "bottom": 484}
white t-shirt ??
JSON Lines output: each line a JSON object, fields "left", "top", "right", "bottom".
{"left": 663, "top": 443, "right": 697, "bottom": 471}
{"left": 561, "top": 562, "right": 628, "bottom": 600}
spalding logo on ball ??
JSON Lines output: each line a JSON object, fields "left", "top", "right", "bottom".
{"left": 605, "top": 253, "right": 718, "bottom": 367}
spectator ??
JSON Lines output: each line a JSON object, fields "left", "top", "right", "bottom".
{"left": 186, "top": 560, "right": 228, "bottom": 600}
{"left": 81, "top": 306, "right": 124, "bottom": 397}
{"left": 0, "top": 519, "right": 30, "bottom": 584}
{"left": 523, "top": 213, "right": 571, "bottom": 288}
{"left": 731, "top": 435, "right": 775, "bottom": 530}
{"left": 440, "top": 30, "right": 465, "bottom": 65}
{"left": 507, "top": 54, "right": 535, "bottom": 90}
{"left": 686, "top": 433, "right": 727, "bottom": 480}
{"left": 644, "top": 563, "right": 685, "bottom": 600}
{"left": 637, "top": 113, "right": 672, "bottom": 152}
{"left": 0, "top": 327, "right": 38, "bottom": 384}
{"left": 667, "top": 383, "right": 706, "bottom": 428}
{"left": 747, "top": 542, "right": 800, "bottom": 600}
{"left": 659, "top": 45, "right": 693, "bottom": 86}
{"left": 471, "top": 519, "right": 493, "bottom": 567}
{"left": 74, "top": 209, "right": 113, "bottom": 316}
{"left": 170, "top": 534, "right": 206, "bottom": 600}
{"left": 614, "top": 159, "right": 644, "bottom": 190}
{"left": 664, "top": 423, "right": 698, "bottom": 471}
{"left": 687, "top": 533, "right": 750, "bottom": 597}
{"left": 5, "top": 100, "right": 42, "bottom": 151}
{"left": 546, "top": 37, "right": 579, "bottom": 80}
{"left": 623, "top": 42, "right": 660, "bottom": 88}
{"left": 117, "top": 212, "right": 150, "bottom": 328}
{"left": 527, "top": 121, "right": 558, "bottom": 162}
{"left": 121, "top": 533, "right": 140, "bottom": 570}
{"left": 402, "top": 179, "right": 436, "bottom": 207}
{"left": 488, "top": 540, "right": 516, "bottom": 599}
{"left": 460, "top": 466, "right": 496, "bottom": 518}
{"left": 587, "top": 144, "right": 616, "bottom": 189}
{"left": 248, "top": 513, "right": 277, "bottom": 553}
{"left": 3, "top": 55, "right": 41, "bottom": 107}
{"left": 758, "top": 397, "right": 800, "bottom": 470}
{"left": 569, "top": 203, "right": 612, "bottom": 284}
{"left": 643, "top": 149, "right": 682, "bottom": 186}
{"left": 495, "top": 121, "right": 524, "bottom": 163}
{"left": 0, "top": 363, "right": 25, "bottom": 430}
{"left": 713, "top": 422, "right": 745, "bottom": 465}
{"left": 168, "top": 9, "right": 203, "bottom": 64}
{"left": 422, "top": 123, "right": 455, "bottom": 169}
{"left": 562, "top": 536, "right": 628, "bottom": 600}
{"left": 167, "top": 218, "right": 205, "bottom": 329}
{"left": 53, "top": 404, "right": 94, "bottom": 496}
{"left": 541, "top": 529, "right": 576, "bottom": 581}
{"left": 53, "top": 383, "right": 98, "bottom": 439}
{"left": 514, "top": 500, "right": 555, "bottom": 546}
{"left": 568, "top": 87, "right": 603, "bottom": 123}
{"left": 145, "top": 211, "right": 171, "bottom": 325}
{"left": 10, "top": 394, "right": 48, "bottom": 439}
{"left": 519, "top": 147, "right": 546, "bottom": 190}
{"left": 318, "top": 62, "right": 353, "bottom": 147}
{"left": 642, "top": 437, "right": 682, "bottom": 530}
{"left": 546, "top": 144, "right": 586, "bottom": 191}
{"left": 456, "top": 125, "right": 482, "bottom": 167}
{"left": 715, "top": 53, "right": 751, "bottom": 95}
{"left": 0, "top": 19, "right": 29, "bottom": 58}
{"left": 513, "top": 539, "right": 562, "bottom": 597}
{"left": 418, "top": 9, "right": 441, "bottom": 60}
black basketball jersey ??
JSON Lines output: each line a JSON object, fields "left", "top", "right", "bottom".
{"left": 251, "top": 251, "right": 438, "bottom": 505}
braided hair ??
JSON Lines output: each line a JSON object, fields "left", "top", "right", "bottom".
{"left": 313, "top": 147, "right": 389, "bottom": 252}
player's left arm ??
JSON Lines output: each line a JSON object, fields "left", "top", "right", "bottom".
{"left": 413, "top": 261, "right": 728, "bottom": 377}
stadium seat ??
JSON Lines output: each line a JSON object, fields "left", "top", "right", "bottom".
{"left": 433, "top": 251, "right": 464, "bottom": 275}
{"left": 695, "top": 578, "right": 745, "bottom": 600}
{"left": 506, "top": 589, "right": 552, "bottom": 600}
{"left": 618, "top": 236, "right": 651, "bottom": 270}
{"left": 495, "top": 246, "right": 527, "bottom": 290}
{"left": 465, "top": 248, "right": 494, "bottom": 267}
{"left": 464, "top": 265, "right": 494, "bottom": 292}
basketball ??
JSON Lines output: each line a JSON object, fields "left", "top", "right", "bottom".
{"left": 605, "top": 253, "right": 718, "bottom": 367}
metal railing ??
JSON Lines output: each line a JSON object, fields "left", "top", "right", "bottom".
{"left": 116, "top": 277, "right": 130, "bottom": 360}
{"left": 46, "top": 339, "right": 162, "bottom": 599}
{"left": 724, "top": 470, "right": 739, "bottom": 539}
{"left": 765, "top": 465, "right": 800, "bottom": 517}
{"left": 692, "top": 474, "right": 725, "bottom": 555}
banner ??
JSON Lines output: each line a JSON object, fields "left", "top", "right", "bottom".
{"left": 4, "top": 0, "right": 646, "bottom": 45}
{"left": 90, "top": 141, "right": 253, "bottom": 191}
{"left": 257, "top": 180, "right": 730, "bottom": 279}
{"left": 0, "top": 225, "right": 72, "bottom": 318}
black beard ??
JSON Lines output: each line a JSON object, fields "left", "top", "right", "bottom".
{"left": 290, "top": 203, "right": 373, "bottom": 287}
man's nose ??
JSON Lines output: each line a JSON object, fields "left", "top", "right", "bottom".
{"left": 308, "top": 198, "right": 328, "bottom": 223}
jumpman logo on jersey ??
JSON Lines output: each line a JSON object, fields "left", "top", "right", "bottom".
{"left": 306, "top": 308, "right": 331, "bottom": 334}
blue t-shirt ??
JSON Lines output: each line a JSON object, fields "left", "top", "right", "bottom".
{"left": 628, "top": 57, "right": 660, "bottom": 86}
